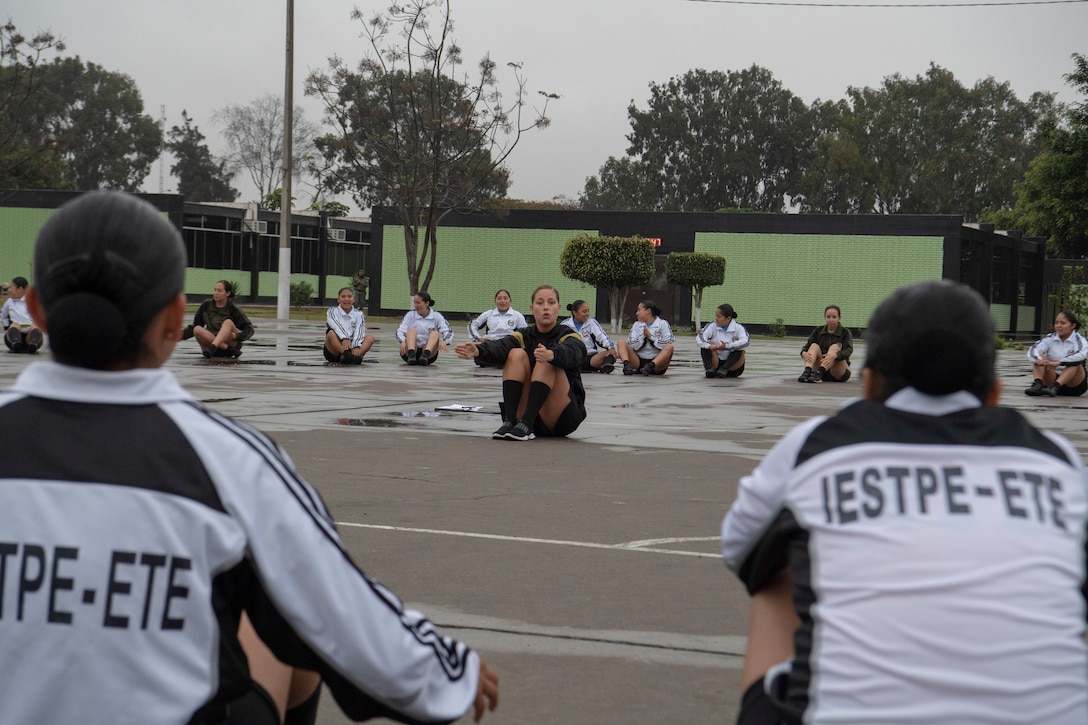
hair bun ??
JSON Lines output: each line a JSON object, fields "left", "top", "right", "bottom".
{"left": 48, "top": 292, "right": 125, "bottom": 369}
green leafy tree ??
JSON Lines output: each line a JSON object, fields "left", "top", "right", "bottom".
{"left": 0, "top": 20, "right": 68, "bottom": 189}
{"left": 309, "top": 199, "right": 350, "bottom": 217}
{"left": 1002, "top": 54, "right": 1088, "bottom": 257}
{"left": 166, "top": 110, "right": 238, "bottom": 201}
{"left": 260, "top": 187, "right": 296, "bottom": 211}
{"left": 306, "top": 0, "right": 555, "bottom": 294}
{"left": 582, "top": 66, "right": 811, "bottom": 212}
{"left": 579, "top": 156, "right": 655, "bottom": 211}
{"left": 38, "top": 56, "right": 161, "bottom": 190}
{"left": 665, "top": 252, "right": 726, "bottom": 330}
{"left": 215, "top": 93, "right": 318, "bottom": 203}
{"left": 800, "top": 64, "right": 1054, "bottom": 219}
{"left": 559, "top": 234, "right": 655, "bottom": 333}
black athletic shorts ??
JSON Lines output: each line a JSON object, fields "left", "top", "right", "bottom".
{"left": 223, "top": 681, "right": 279, "bottom": 725}
{"left": 533, "top": 398, "right": 586, "bottom": 438}
{"left": 634, "top": 357, "right": 666, "bottom": 375}
{"left": 1058, "top": 375, "right": 1088, "bottom": 396}
{"left": 822, "top": 367, "right": 851, "bottom": 383}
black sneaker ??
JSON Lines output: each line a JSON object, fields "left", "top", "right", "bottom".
{"left": 705, "top": 369, "right": 717, "bottom": 379}
{"left": 224, "top": 346, "right": 243, "bottom": 358}
{"left": 1025, "top": 380, "right": 1046, "bottom": 397}
{"left": 798, "top": 369, "right": 812, "bottom": 383}
{"left": 418, "top": 350, "right": 431, "bottom": 366}
{"left": 26, "top": 329, "right": 43, "bottom": 353}
{"left": 6, "top": 327, "right": 25, "bottom": 353}
{"left": 405, "top": 349, "right": 417, "bottom": 365}
{"left": 640, "top": 361, "right": 656, "bottom": 376}
{"left": 492, "top": 421, "right": 515, "bottom": 439}
{"left": 340, "top": 350, "right": 351, "bottom": 364}
{"left": 622, "top": 361, "right": 635, "bottom": 376}
{"left": 600, "top": 362, "right": 615, "bottom": 374}
{"left": 201, "top": 346, "right": 213, "bottom": 359}
{"left": 1044, "top": 383, "right": 1061, "bottom": 397}
{"left": 810, "top": 368, "right": 823, "bottom": 383}
{"left": 503, "top": 420, "right": 535, "bottom": 441}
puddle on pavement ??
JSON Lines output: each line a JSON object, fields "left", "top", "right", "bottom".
{"left": 336, "top": 411, "right": 443, "bottom": 427}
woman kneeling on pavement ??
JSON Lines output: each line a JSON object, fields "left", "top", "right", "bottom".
{"left": 456, "top": 285, "right": 587, "bottom": 441}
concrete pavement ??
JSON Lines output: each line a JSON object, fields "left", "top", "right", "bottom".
{"left": 1, "top": 319, "right": 1084, "bottom": 724}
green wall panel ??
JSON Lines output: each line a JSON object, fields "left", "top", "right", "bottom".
{"left": 0, "top": 208, "right": 54, "bottom": 281}
{"left": 381, "top": 227, "right": 599, "bottom": 317}
{"left": 694, "top": 232, "right": 944, "bottom": 329}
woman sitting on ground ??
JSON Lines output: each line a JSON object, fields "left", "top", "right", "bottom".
{"left": 183, "top": 280, "right": 255, "bottom": 359}
{"left": 469, "top": 289, "right": 527, "bottom": 367}
{"left": 396, "top": 290, "right": 453, "bottom": 365}
{"left": 324, "top": 286, "right": 376, "bottom": 365}
{"left": 455, "top": 285, "right": 587, "bottom": 442}
{"left": 2, "top": 276, "right": 45, "bottom": 354}
{"left": 618, "top": 300, "right": 675, "bottom": 376}
{"left": 6, "top": 190, "right": 498, "bottom": 725}
{"left": 1025, "top": 309, "right": 1087, "bottom": 397}
{"left": 696, "top": 303, "right": 749, "bottom": 379}
{"left": 798, "top": 304, "right": 852, "bottom": 383}
{"left": 562, "top": 299, "right": 618, "bottom": 374}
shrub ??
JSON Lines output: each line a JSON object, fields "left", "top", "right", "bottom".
{"left": 290, "top": 281, "right": 314, "bottom": 308}
{"left": 769, "top": 318, "right": 786, "bottom": 337}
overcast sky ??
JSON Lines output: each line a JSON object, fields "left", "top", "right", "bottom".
{"left": 9, "top": 0, "right": 1088, "bottom": 213}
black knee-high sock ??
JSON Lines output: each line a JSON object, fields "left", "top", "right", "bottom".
{"left": 699, "top": 347, "right": 716, "bottom": 371}
{"left": 501, "top": 380, "right": 523, "bottom": 422}
{"left": 285, "top": 685, "right": 321, "bottom": 725}
{"left": 520, "top": 381, "right": 552, "bottom": 426}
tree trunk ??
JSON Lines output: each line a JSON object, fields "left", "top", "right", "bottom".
{"left": 694, "top": 286, "right": 703, "bottom": 331}
{"left": 421, "top": 211, "right": 439, "bottom": 292}
{"left": 402, "top": 222, "right": 419, "bottom": 296}
{"left": 608, "top": 287, "right": 622, "bottom": 334}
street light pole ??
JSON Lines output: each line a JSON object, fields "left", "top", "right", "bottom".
{"left": 277, "top": 0, "right": 294, "bottom": 319}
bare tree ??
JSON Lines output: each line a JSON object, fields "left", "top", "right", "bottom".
{"left": 306, "top": 0, "right": 556, "bottom": 294}
{"left": 215, "top": 93, "right": 317, "bottom": 203}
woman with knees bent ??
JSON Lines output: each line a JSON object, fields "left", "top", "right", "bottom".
{"left": 455, "top": 285, "right": 587, "bottom": 442}
{"left": 562, "top": 299, "right": 618, "bottom": 374}
{"left": 184, "top": 279, "right": 255, "bottom": 359}
{"left": 618, "top": 299, "right": 674, "bottom": 376}
{"left": 1025, "top": 310, "right": 1087, "bottom": 397}
{"left": 697, "top": 303, "right": 749, "bottom": 379}
{"left": 469, "top": 289, "right": 527, "bottom": 367}
{"left": 324, "top": 286, "right": 376, "bottom": 365}
{"left": 1, "top": 190, "right": 499, "bottom": 725}
{"left": 798, "top": 305, "right": 852, "bottom": 383}
{"left": 396, "top": 290, "right": 453, "bottom": 366}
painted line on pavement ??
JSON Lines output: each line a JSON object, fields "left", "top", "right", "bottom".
{"left": 337, "top": 522, "right": 721, "bottom": 558}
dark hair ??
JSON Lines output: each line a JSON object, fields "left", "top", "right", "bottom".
{"left": 338, "top": 286, "right": 354, "bottom": 296}
{"left": 1056, "top": 310, "right": 1081, "bottom": 331}
{"left": 494, "top": 289, "right": 511, "bottom": 300}
{"left": 717, "top": 303, "right": 737, "bottom": 319}
{"left": 34, "top": 190, "right": 186, "bottom": 370}
{"left": 415, "top": 290, "right": 434, "bottom": 306}
{"left": 531, "top": 285, "right": 559, "bottom": 304}
{"left": 639, "top": 299, "right": 662, "bottom": 318}
{"left": 825, "top": 304, "right": 841, "bottom": 316}
{"left": 567, "top": 299, "right": 587, "bottom": 313}
{"left": 216, "top": 280, "right": 234, "bottom": 298}
{"left": 865, "top": 280, "right": 995, "bottom": 400}
{"left": 10, "top": 276, "right": 28, "bottom": 288}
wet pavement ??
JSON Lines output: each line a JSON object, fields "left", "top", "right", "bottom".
{"left": 2, "top": 320, "right": 1085, "bottom": 724}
